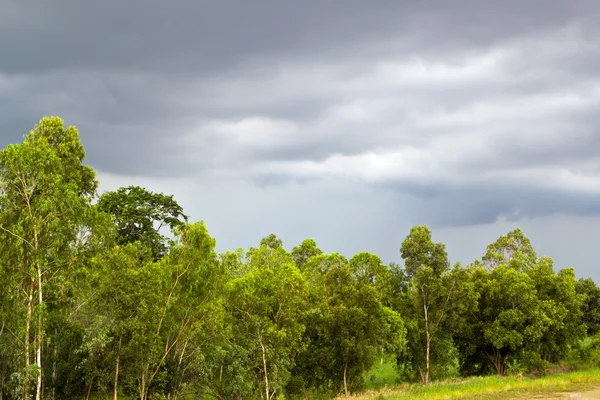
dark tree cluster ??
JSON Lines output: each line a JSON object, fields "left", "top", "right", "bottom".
{"left": 0, "top": 118, "right": 598, "bottom": 399}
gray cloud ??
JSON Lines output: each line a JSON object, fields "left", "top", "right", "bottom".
{"left": 3, "top": 0, "right": 600, "bottom": 278}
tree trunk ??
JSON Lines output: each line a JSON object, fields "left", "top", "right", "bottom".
{"left": 51, "top": 328, "right": 57, "bottom": 400}
{"left": 23, "top": 277, "right": 35, "bottom": 400}
{"left": 2, "top": 359, "right": 7, "bottom": 400}
{"left": 425, "top": 337, "right": 431, "bottom": 385}
{"left": 114, "top": 337, "right": 121, "bottom": 400}
{"left": 85, "top": 380, "right": 93, "bottom": 400}
{"left": 343, "top": 362, "right": 349, "bottom": 398}
{"left": 35, "top": 264, "right": 43, "bottom": 400}
{"left": 259, "top": 335, "right": 269, "bottom": 400}
{"left": 301, "top": 387, "right": 310, "bottom": 400}
{"left": 493, "top": 350, "right": 506, "bottom": 376}
{"left": 140, "top": 370, "right": 147, "bottom": 400}
{"left": 422, "top": 287, "right": 430, "bottom": 385}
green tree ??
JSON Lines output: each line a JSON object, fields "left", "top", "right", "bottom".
{"left": 97, "top": 185, "right": 187, "bottom": 260}
{"left": 457, "top": 264, "right": 550, "bottom": 375}
{"left": 291, "top": 238, "right": 323, "bottom": 270}
{"left": 398, "top": 225, "right": 469, "bottom": 384}
{"left": 292, "top": 253, "right": 405, "bottom": 397}
{"left": 527, "top": 258, "right": 585, "bottom": 365}
{"left": 456, "top": 231, "right": 585, "bottom": 376}
{"left": 576, "top": 278, "right": 600, "bottom": 336}
{"left": 79, "top": 222, "right": 226, "bottom": 400}
{"left": 0, "top": 117, "right": 97, "bottom": 400}
{"left": 225, "top": 242, "right": 307, "bottom": 399}
{"left": 259, "top": 233, "right": 283, "bottom": 250}
{"left": 480, "top": 228, "right": 537, "bottom": 271}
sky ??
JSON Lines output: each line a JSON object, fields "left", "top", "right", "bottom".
{"left": 2, "top": 0, "right": 600, "bottom": 279}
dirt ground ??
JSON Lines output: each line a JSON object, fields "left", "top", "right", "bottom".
{"left": 536, "top": 389, "right": 600, "bottom": 399}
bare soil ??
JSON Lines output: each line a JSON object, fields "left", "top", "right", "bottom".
{"left": 535, "top": 389, "right": 600, "bottom": 399}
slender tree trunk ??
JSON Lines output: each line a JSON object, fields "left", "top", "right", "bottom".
{"left": 114, "top": 337, "right": 121, "bottom": 400}
{"left": 35, "top": 264, "right": 43, "bottom": 400}
{"left": 259, "top": 335, "right": 269, "bottom": 400}
{"left": 343, "top": 362, "right": 349, "bottom": 398}
{"left": 140, "top": 370, "right": 146, "bottom": 400}
{"left": 493, "top": 350, "right": 506, "bottom": 376}
{"left": 85, "top": 379, "right": 93, "bottom": 400}
{"left": 425, "top": 336, "right": 431, "bottom": 385}
{"left": 51, "top": 328, "right": 57, "bottom": 400}
{"left": 422, "top": 287, "right": 430, "bottom": 385}
{"left": 2, "top": 359, "right": 7, "bottom": 400}
{"left": 417, "top": 367, "right": 424, "bottom": 385}
{"left": 23, "top": 277, "right": 35, "bottom": 400}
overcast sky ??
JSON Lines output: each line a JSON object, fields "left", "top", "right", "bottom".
{"left": 2, "top": 0, "right": 600, "bottom": 279}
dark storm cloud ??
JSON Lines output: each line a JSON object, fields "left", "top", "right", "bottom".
{"left": 2, "top": 0, "right": 600, "bottom": 225}
{"left": 4, "top": 0, "right": 589, "bottom": 74}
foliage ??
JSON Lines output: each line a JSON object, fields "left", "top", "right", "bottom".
{"left": 396, "top": 226, "right": 473, "bottom": 385}
{"left": 576, "top": 278, "right": 600, "bottom": 336}
{"left": 97, "top": 185, "right": 187, "bottom": 260}
{"left": 0, "top": 117, "right": 597, "bottom": 399}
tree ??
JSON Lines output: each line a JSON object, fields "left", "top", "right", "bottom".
{"left": 398, "top": 225, "right": 466, "bottom": 384}
{"left": 0, "top": 117, "right": 97, "bottom": 400}
{"left": 78, "top": 222, "right": 227, "bottom": 400}
{"left": 97, "top": 186, "right": 187, "bottom": 260}
{"left": 456, "top": 231, "right": 585, "bottom": 376}
{"left": 291, "top": 238, "right": 323, "bottom": 270}
{"left": 527, "top": 258, "right": 585, "bottom": 364}
{"left": 576, "top": 278, "right": 600, "bottom": 336}
{"left": 349, "top": 252, "right": 389, "bottom": 288}
{"left": 480, "top": 228, "right": 537, "bottom": 271}
{"left": 291, "top": 253, "right": 405, "bottom": 397}
{"left": 225, "top": 242, "right": 307, "bottom": 399}
{"left": 456, "top": 264, "right": 550, "bottom": 376}
{"left": 259, "top": 233, "right": 283, "bottom": 250}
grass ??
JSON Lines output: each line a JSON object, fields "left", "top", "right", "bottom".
{"left": 363, "top": 357, "right": 398, "bottom": 390}
{"left": 343, "top": 368, "right": 600, "bottom": 399}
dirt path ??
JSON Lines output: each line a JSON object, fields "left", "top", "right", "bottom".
{"left": 535, "top": 389, "right": 600, "bottom": 399}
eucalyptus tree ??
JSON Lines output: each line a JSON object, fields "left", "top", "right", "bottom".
{"left": 0, "top": 117, "right": 97, "bottom": 400}
{"left": 576, "top": 278, "right": 600, "bottom": 336}
{"left": 456, "top": 264, "right": 550, "bottom": 376}
{"left": 225, "top": 242, "right": 308, "bottom": 399}
{"left": 78, "top": 222, "right": 227, "bottom": 400}
{"left": 455, "top": 230, "right": 583, "bottom": 376}
{"left": 398, "top": 225, "right": 473, "bottom": 384}
{"left": 291, "top": 253, "right": 406, "bottom": 397}
{"left": 291, "top": 238, "right": 323, "bottom": 270}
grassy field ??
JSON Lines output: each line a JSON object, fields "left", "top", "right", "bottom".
{"left": 345, "top": 368, "right": 600, "bottom": 399}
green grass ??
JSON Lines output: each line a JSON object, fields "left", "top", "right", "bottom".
{"left": 363, "top": 357, "right": 398, "bottom": 390}
{"left": 347, "top": 368, "right": 600, "bottom": 399}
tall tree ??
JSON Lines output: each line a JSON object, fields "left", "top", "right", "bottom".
{"left": 97, "top": 186, "right": 187, "bottom": 260}
{"left": 398, "top": 225, "right": 466, "bottom": 384}
{"left": 0, "top": 117, "right": 97, "bottom": 400}
{"left": 456, "top": 264, "right": 550, "bottom": 376}
{"left": 291, "top": 253, "right": 406, "bottom": 397}
{"left": 226, "top": 243, "right": 307, "bottom": 399}
{"left": 527, "top": 258, "right": 585, "bottom": 365}
{"left": 291, "top": 238, "right": 322, "bottom": 270}
{"left": 576, "top": 278, "right": 600, "bottom": 336}
{"left": 480, "top": 228, "right": 537, "bottom": 271}
{"left": 259, "top": 233, "right": 283, "bottom": 250}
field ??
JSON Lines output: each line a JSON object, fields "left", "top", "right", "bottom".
{"left": 344, "top": 368, "right": 600, "bottom": 399}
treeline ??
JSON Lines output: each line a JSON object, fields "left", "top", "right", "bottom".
{"left": 0, "top": 117, "right": 599, "bottom": 400}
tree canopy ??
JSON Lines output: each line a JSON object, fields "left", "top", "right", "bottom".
{"left": 0, "top": 117, "right": 596, "bottom": 399}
